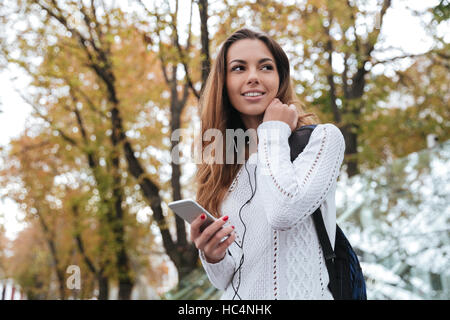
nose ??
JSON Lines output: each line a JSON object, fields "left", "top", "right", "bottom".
{"left": 246, "top": 68, "right": 260, "bottom": 85}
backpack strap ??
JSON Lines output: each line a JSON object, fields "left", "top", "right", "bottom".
{"left": 311, "top": 211, "right": 336, "bottom": 261}
{"left": 288, "top": 125, "right": 318, "bottom": 162}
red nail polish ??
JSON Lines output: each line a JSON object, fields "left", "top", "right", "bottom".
{"left": 222, "top": 216, "right": 229, "bottom": 221}
{"left": 232, "top": 226, "right": 235, "bottom": 229}
{"left": 201, "top": 214, "right": 206, "bottom": 220}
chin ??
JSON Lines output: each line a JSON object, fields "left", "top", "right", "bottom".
{"left": 241, "top": 102, "right": 267, "bottom": 112}
{"left": 241, "top": 107, "right": 265, "bottom": 116}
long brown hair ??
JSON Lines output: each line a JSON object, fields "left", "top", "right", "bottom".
{"left": 195, "top": 28, "right": 319, "bottom": 217}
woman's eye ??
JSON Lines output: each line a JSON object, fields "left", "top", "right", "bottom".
{"left": 231, "top": 65, "right": 244, "bottom": 71}
{"left": 231, "top": 65, "right": 273, "bottom": 71}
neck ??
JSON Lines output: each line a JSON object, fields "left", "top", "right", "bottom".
{"left": 240, "top": 114, "right": 262, "bottom": 154}
{"left": 241, "top": 114, "right": 264, "bottom": 131}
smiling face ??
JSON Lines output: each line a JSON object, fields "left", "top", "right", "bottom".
{"left": 226, "top": 39, "right": 280, "bottom": 129}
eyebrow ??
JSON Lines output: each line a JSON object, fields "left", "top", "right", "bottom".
{"left": 229, "top": 58, "right": 274, "bottom": 65}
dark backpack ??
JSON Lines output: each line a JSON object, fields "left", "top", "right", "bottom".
{"left": 288, "top": 124, "right": 367, "bottom": 300}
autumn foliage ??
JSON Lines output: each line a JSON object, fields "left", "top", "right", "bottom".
{"left": 0, "top": 0, "right": 448, "bottom": 299}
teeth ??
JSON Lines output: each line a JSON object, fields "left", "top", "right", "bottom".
{"left": 244, "top": 92, "right": 263, "bottom": 97}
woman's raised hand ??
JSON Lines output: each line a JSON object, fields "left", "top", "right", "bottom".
{"left": 262, "top": 98, "right": 298, "bottom": 131}
{"left": 190, "top": 214, "right": 236, "bottom": 264}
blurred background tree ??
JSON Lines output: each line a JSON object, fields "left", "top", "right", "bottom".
{"left": 0, "top": 0, "right": 170, "bottom": 299}
{"left": 0, "top": 0, "right": 448, "bottom": 299}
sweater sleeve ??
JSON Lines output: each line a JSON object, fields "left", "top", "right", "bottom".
{"left": 256, "top": 121, "right": 345, "bottom": 230}
{"left": 198, "top": 249, "right": 236, "bottom": 291}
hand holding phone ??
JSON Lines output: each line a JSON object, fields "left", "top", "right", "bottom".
{"left": 190, "top": 213, "right": 236, "bottom": 264}
{"left": 168, "top": 199, "right": 235, "bottom": 263}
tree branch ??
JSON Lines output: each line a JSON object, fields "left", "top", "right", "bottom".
{"left": 17, "top": 90, "right": 78, "bottom": 146}
{"left": 72, "top": 203, "right": 99, "bottom": 275}
{"left": 371, "top": 52, "right": 431, "bottom": 66}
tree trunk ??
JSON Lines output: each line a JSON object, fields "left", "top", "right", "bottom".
{"left": 98, "top": 275, "right": 109, "bottom": 300}
{"left": 198, "top": 0, "right": 211, "bottom": 91}
{"left": 321, "top": 0, "right": 392, "bottom": 178}
{"left": 166, "top": 62, "right": 199, "bottom": 283}
{"left": 73, "top": 201, "right": 113, "bottom": 300}
{"left": 1, "top": 284, "right": 6, "bottom": 300}
{"left": 37, "top": 213, "right": 66, "bottom": 300}
{"left": 110, "top": 106, "right": 134, "bottom": 300}
{"left": 170, "top": 97, "right": 186, "bottom": 246}
{"left": 342, "top": 124, "right": 359, "bottom": 177}
{"left": 173, "top": 245, "right": 200, "bottom": 282}
{"left": 118, "top": 277, "right": 133, "bottom": 300}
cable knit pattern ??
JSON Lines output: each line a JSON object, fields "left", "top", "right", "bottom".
{"left": 199, "top": 121, "right": 345, "bottom": 300}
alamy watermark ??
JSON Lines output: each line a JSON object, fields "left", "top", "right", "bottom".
{"left": 66, "top": 265, "right": 81, "bottom": 290}
{"left": 171, "top": 127, "right": 283, "bottom": 175}
{"left": 375, "top": 11, "right": 382, "bottom": 30}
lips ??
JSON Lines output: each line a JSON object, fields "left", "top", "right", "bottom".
{"left": 241, "top": 90, "right": 266, "bottom": 97}
{"left": 241, "top": 92, "right": 266, "bottom": 102}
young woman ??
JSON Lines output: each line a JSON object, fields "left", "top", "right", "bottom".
{"left": 190, "top": 28, "right": 345, "bottom": 300}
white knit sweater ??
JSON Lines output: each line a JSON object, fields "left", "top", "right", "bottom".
{"left": 199, "top": 121, "right": 346, "bottom": 300}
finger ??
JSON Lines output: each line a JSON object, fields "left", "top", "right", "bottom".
{"left": 289, "top": 104, "right": 298, "bottom": 117}
{"left": 266, "top": 98, "right": 279, "bottom": 110}
{"left": 195, "top": 216, "right": 228, "bottom": 250}
{"left": 213, "top": 231, "right": 236, "bottom": 257}
{"left": 204, "top": 225, "right": 235, "bottom": 253}
{"left": 190, "top": 213, "right": 206, "bottom": 243}
{"left": 274, "top": 99, "right": 284, "bottom": 107}
{"left": 292, "top": 106, "right": 299, "bottom": 122}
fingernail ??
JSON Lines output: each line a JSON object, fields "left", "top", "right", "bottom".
{"left": 231, "top": 226, "right": 235, "bottom": 229}
{"left": 201, "top": 214, "right": 206, "bottom": 220}
{"left": 222, "top": 216, "right": 229, "bottom": 221}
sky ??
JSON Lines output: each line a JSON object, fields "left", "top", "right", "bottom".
{"left": 0, "top": 0, "right": 448, "bottom": 240}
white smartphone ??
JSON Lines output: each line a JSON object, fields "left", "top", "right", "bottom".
{"left": 168, "top": 199, "right": 218, "bottom": 232}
